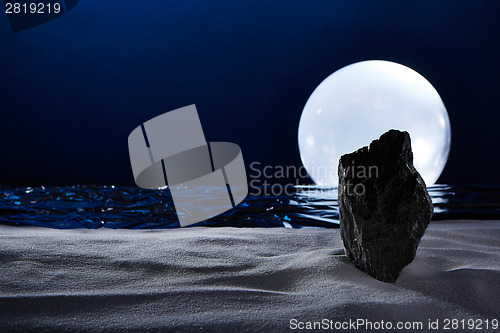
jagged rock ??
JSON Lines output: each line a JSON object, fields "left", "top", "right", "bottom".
{"left": 338, "top": 129, "right": 433, "bottom": 283}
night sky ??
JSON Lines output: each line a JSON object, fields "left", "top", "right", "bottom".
{"left": 1, "top": 0, "right": 499, "bottom": 186}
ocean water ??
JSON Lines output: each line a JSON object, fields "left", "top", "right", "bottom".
{"left": 0, "top": 185, "right": 499, "bottom": 229}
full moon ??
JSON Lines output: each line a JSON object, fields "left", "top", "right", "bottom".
{"left": 298, "top": 60, "right": 451, "bottom": 186}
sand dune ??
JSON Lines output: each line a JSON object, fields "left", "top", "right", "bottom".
{"left": 0, "top": 221, "right": 499, "bottom": 332}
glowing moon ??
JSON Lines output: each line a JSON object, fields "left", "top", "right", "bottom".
{"left": 298, "top": 60, "right": 451, "bottom": 186}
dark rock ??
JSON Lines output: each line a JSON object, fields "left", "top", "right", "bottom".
{"left": 338, "top": 129, "right": 433, "bottom": 283}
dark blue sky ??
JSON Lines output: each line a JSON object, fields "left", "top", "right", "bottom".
{"left": 1, "top": 0, "right": 499, "bottom": 185}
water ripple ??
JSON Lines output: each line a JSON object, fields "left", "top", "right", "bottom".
{"left": 0, "top": 185, "right": 499, "bottom": 229}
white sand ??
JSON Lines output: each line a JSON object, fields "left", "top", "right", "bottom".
{"left": 0, "top": 221, "right": 499, "bottom": 332}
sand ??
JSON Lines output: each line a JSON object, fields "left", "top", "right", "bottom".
{"left": 0, "top": 220, "right": 499, "bottom": 332}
